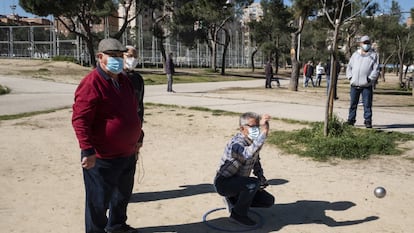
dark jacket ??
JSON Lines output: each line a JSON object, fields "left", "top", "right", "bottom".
{"left": 165, "top": 57, "right": 175, "bottom": 74}
{"left": 305, "top": 64, "right": 314, "bottom": 77}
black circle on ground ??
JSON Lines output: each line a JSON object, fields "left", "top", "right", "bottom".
{"left": 202, "top": 207, "right": 264, "bottom": 232}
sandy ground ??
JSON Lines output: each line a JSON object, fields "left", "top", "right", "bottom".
{"left": 1, "top": 59, "right": 414, "bottom": 233}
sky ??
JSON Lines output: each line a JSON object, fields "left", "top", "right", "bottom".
{"left": 0, "top": 0, "right": 413, "bottom": 18}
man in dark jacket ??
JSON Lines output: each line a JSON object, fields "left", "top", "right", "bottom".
{"left": 304, "top": 61, "right": 315, "bottom": 87}
{"left": 72, "top": 38, "right": 141, "bottom": 233}
{"left": 165, "top": 52, "right": 175, "bottom": 92}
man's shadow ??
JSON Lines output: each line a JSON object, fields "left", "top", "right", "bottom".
{"left": 130, "top": 179, "right": 288, "bottom": 203}
{"left": 131, "top": 179, "right": 378, "bottom": 232}
{"left": 137, "top": 200, "right": 377, "bottom": 233}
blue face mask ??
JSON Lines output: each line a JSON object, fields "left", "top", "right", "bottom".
{"left": 248, "top": 127, "right": 260, "bottom": 140}
{"left": 105, "top": 57, "right": 124, "bottom": 74}
{"left": 362, "top": 44, "right": 371, "bottom": 52}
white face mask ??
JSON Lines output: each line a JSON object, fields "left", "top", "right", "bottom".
{"left": 362, "top": 44, "right": 371, "bottom": 52}
{"left": 125, "top": 57, "right": 138, "bottom": 70}
{"left": 248, "top": 127, "right": 260, "bottom": 140}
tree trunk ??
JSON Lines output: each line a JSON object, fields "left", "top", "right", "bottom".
{"left": 220, "top": 28, "right": 230, "bottom": 75}
{"left": 289, "top": 32, "right": 299, "bottom": 91}
{"left": 86, "top": 38, "right": 96, "bottom": 67}
{"left": 324, "top": 23, "right": 340, "bottom": 136}
{"left": 251, "top": 48, "right": 258, "bottom": 72}
{"left": 158, "top": 38, "right": 166, "bottom": 70}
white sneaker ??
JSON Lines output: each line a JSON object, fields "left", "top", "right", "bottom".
{"left": 223, "top": 197, "right": 234, "bottom": 214}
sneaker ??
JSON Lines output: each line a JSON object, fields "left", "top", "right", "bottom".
{"left": 230, "top": 210, "right": 256, "bottom": 226}
{"left": 223, "top": 197, "right": 234, "bottom": 214}
{"left": 106, "top": 225, "right": 138, "bottom": 233}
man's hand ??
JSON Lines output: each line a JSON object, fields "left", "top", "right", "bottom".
{"left": 259, "top": 176, "right": 269, "bottom": 190}
{"left": 260, "top": 114, "right": 271, "bottom": 135}
{"left": 81, "top": 155, "right": 96, "bottom": 169}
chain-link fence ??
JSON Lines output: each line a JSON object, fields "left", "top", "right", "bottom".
{"left": 0, "top": 25, "right": 265, "bottom": 69}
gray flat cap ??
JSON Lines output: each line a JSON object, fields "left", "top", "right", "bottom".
{"left": 360, "top": 35, "right": 370, "bottom": 43}
{"left": 98, "top": 38, "right": 127, "bottom": 52}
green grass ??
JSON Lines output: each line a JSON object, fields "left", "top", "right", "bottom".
{"left": 0, "top": 107, "right": 67, "bottom": 121}
{"left": 267, "top": 116, "right": 414, "bottom": 161}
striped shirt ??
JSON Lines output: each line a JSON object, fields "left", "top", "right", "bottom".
{"left": 217, "top": 132, "right": 266, "bottom": 178}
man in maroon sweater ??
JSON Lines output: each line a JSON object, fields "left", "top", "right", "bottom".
{"left": 72, "top": 38, "right": 142, "bottom": 233}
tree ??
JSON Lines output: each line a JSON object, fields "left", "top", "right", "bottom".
{"left": 288, "top": 0, "right": 319, "bottom": 91}
{"left": 172, "top": 0, "right": 252, "bottom": 74}
{"left": 20, "top": 0, "right": 117, "bottom": 67}
{"left": 321, "top": 0, "right": 372, "bottom": 136}
{"left": 248, "top": 0, "right": 291, "bottom": 73}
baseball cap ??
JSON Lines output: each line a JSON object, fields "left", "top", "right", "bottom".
{"left": 360, "top": 35, "right": 370, "bottom": 43}
{"left": 98, "top": 38, "right": 127, "bottom": 53}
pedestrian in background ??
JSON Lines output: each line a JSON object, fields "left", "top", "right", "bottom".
{"left": 304, "top": 61, "right": 315, "bottom": 88}
{"left": 315, "top": 61, "right": 324, "bottom": 87}
{"left": 265, "top": 59, "right": 273, "bottom": 88}
{"left": 123, "top": 45, "right": 145, "bottom": 151}
{"left": 165, "top": 52, "right": 175, "bottom": 92}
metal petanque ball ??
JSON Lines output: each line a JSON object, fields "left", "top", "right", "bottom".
{"left": 374, "top": 187, "right": 386, "bottom": 198}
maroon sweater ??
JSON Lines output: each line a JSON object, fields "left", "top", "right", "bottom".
{"left": 72, "top": 65, "right": 142, "bottom": 159}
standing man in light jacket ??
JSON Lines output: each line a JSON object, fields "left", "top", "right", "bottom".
{"left": 346, "top": 35, "right": 379, "bottom": 128}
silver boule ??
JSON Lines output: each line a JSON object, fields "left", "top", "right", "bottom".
{"left": 374, "top": 187, "right": 386, "bottom": 198}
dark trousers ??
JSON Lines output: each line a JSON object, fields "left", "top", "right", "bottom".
{"left": 265, "top": 76, "right": 272, "bottom": 88}
{"left": 83, "top": 155, "right": 136, "bottom": 233}
{"left": 167, "top": 74, "right": 173, "bottom": 92}
{"left": 214, "top": 175, "right": 274, "bottom": 216}
{"left": 348, "top": 85, "right": 373, "bottom": 124}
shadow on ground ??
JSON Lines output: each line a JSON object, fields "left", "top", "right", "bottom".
{"left": 137, "top": 200, "right": 378, "bottom": 233}
{"left": 131, "top": 179, "right": 377, "bottom": 232}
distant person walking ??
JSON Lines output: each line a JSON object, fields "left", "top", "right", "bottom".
{"left": 346, "top": 35, "right": 379, "bottom": 128}
{"left": 165, "top": 52, "right": 175, "bottom": 92}
{"left": 315, "top": 61, "right": 324, "bottom": 87}
{"left": 265, "top": 60, "right": 279, "bottom": 88}
{"left": 304, "top": 61, "right": 315, "bottom": 88}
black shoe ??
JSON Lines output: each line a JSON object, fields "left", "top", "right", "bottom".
{"left": 230, "top": 210, "right": 256, "bottom": 226}
{"left": 346, "top": 121, "right": 355, "bottom": 126}
{"left": 364, "top": 120, "right": 372, "bottom": 128}
{"left": 106, "top": 225, "right": 138, "bottom": 233}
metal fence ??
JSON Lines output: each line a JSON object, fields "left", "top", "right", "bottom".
{"left": 0, "top": 25, "right": 265, "bottom": 69}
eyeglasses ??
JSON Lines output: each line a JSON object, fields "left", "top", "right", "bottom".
{"left": 244, "top": 124, "right": 259, "bottom": 128}
{"left": 103, "top": 52, "right": 124, "bottom": 58}
{"left": 362, "top": 41, "right": 371, "bottom": 45}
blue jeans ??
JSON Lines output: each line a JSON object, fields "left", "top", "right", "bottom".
{"left": 304, "top": 76, "right": 315, "bottom": 87}
{"left": 83, "top": 155, "right": 136, "bottom": 233}
{"left": 214, "top": 175, "right": 274, "bottom": 216}
{"left": 348, "top": 85, "right": 373, "bottom": 124}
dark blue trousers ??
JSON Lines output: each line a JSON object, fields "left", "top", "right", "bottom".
{"left": 214, "top": 175, "right": 274, "bottom": 216}
{"left": 82, "top": 155, "right": 136, "bottom": 233}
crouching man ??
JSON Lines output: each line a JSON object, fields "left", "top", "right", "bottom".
{"left": 214, "top": 112, "right": 275, "bottom": 227}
